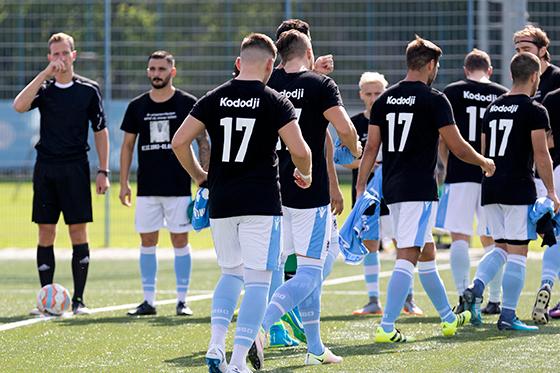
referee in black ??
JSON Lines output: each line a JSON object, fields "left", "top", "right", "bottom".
{"left": 13, "top": 32, "right": 110, "bottom": 315}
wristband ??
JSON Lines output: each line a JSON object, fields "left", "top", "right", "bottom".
{"left": 298, "top": 170, "right": 312, "bottom": 182}
{"left": 97, "top": 169, "right": 110, "bottom": 177}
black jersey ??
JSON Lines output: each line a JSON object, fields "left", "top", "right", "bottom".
{"left": 120, "top": 89, "right": 197, "bottom": 197}
{"left": 370, "top": 80, "right": 455, "bottom": 204}
{"left": 543, "top": 88, "right": 560, "bottom": 167}
{"left": 268, "top": 68, "right": 343, "bottom": 209}
{"left": 443, "top": 79, "right": 507, "bottom": 184}
{"left": 351, "top": 112, "right": 371, "bottom": 205}
{"left": 30, "top": 75, "right": 106, "bottom": 162}
{"left": 535, "top": 64, "right": 560, "bottom": 103}
{"left": 481, "top": 95, "right": 549, "bottom": 205}
{"left": 189, "top": 79, "right": 297, "bottom": 218}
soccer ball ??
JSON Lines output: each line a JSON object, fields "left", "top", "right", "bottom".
{"left": 36, "top": 283, "right": 71, "bottom": 316}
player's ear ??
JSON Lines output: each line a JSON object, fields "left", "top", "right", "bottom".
{"left": 487, "top": 66, "right": 493, "bottom": 77}
{"left": 235, "top": 57, "right": 241, "bottom": 73}
{"left": 71, "top": 50, "right": 77, "bottom": 61}
{"left": 538, "top": 46, "right": 546, "bottom": 60}
{"left": 171, "top": 66, "right": 177, "bottom": 78}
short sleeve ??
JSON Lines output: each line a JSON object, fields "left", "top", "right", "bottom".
{"left": 318, "top": 77, "right": 344, "bottom": 113}
{"left": 274, "top": 94, "right": 298, "bottom": 131}
{"left": 87, "top": 84, "right": 107, "bottom": 132}
{"left": 29, "top": 83, "right": 47, "bottom": 110}
{"left": 189, "top": 94, "right": 211, "bottom": 126}
{"left": 120, "top": 103, "right": 139, "bottom": 134}
{"left": 543, "top": 93, "right": 558, "bottom": 130}
{"left": 531, "top": 104, "right": 550, "bottom": 131}
{"left": 369, "top": 97, "right": 384, "bottom": 127}
{"left": 432, "top": 93, "right": 455, "bottom": 129}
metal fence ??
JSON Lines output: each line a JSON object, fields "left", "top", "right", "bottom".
{"left": 1, "top": 0, "right": 560, "bottom": 247}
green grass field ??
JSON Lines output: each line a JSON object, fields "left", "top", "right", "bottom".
{"left": 1, "top": 254, "right": 559, "bottom": 371}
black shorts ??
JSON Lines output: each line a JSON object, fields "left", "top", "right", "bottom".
{"left": 32, "top": 159, "right": 93, "bottom": 225}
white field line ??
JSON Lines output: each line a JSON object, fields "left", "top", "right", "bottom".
{"left": 0, "top": 251, "right": 542, "bottom": 332}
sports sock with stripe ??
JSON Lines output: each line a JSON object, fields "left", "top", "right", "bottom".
{"left": 541, "top": 242, "right": 560, "bottom": 288}
{"left": 418, "top": 260, "right": 456, "bottom": 323}
{"left": 450, "top": 239, "right": 470, "bottom": 296}
{"left": 472, "top": 246, "right": 507, "bottom": 298}
{"left": 230, "top": 269, "right": 272, "bottom": 369}
{"left": 209, "top": 271, "right": 244, "bottom": 348}
{"left": 71, "top": 243, "right": 90, "bottom": 301}
{"left": 483, "top": 244, "right": 504, "bottom": 303}
{"left": 322, "top": 248, "right": 337, "bottom": 279}
{"left": 140, "top": 245, "right": 157, "bottom": 305}
{"left": 299, "top": 281, "right": 324, "bottom": 355}
{"left": 501, "top": 254, "right": 527, "bottom": 321}
{"left": 37, "top": 245, "right": 55, "bottom": 287}
{"left": 174, "top": 244, "right": 191, "bottom": 303}
{"left": 363, "top": 251, "right": 380, "bottom": 299}
{"left": 380, "top": 259, "right": 414, "bottom": 333}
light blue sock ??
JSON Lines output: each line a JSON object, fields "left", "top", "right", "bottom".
{"left": 263, "top": 264, "right": 322, "bottom": 331}
{"left": 502, "top": 254, "right": 527, "bottom": 321}
{"left": 409, "top": 276, "right": 415, "bottom": 297}
{"left": 209, "top": 272, "right": 244, "bottom": 347}
{"left": 322, "top": 249, "right": 337, "bottom": 279}
{"left": 174, "top": 246, "right": 191, "bottom": 303}
{"left": 299, "top": 284, "right": 324, "bottom": 355}
{"left": 268, "top": 264, "right": 284, "bottom": 302}
{"left": 450, "top": 240, "right": 470, "bottom": 296}
{"left": 483, "top": 245, "right": 504, "bottom": 303}
{"left": 140, "top": 246, "right": 157, "bottom": 305}
{"left": 542, "top": 243, "right": 560, "bottom": 288}
{"left": 473, "top": 247, "right": 508, "bottom": 297}
{"left": 230, "top": 269, "right": 272, "bottom": 369}
{"left": 364, "top": 251, "right": 380, "bottom": 298}
{"left": 418, "top": 261, "right": 456, "bottom": 323}
{"left": 381, "top": 259, "right": 414, "bottom": 333}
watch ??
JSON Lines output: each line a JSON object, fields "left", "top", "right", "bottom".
{"left": 97, "top": 169, "right": 110, "bottom": 177}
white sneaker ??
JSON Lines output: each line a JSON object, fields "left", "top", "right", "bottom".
{"left": 29, "top": 307, "right": 43, "bottom": 316}
{"left": 205, "top": 344, "right": 227, "bottom": 373}
{"left": 226, "top": 365, "right": 252, "bottom": 373}
{"left": 247, "top": 328, "right": 266, "bottom": 370}
{"left": 304, "top": 347, "right": 343, "bottom": 365}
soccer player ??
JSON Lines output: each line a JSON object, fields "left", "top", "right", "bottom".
{"left": 349, "top": 72, "right": 423, "bottom": 317}
{"left": 119, "top": 51, "right": 209, "bottom": 317}
{"left": 436, "top": 49, "right": 507, "bottom": 313}
{"left": 256, "top": 29, "right": 361, "bottom": 366}
{"left": 13, "top": 32, "right": 109, "bottom": 315}
{"left": 462, "top": 52, "right": 559, "bottom": 331}
{"left": 172, "top": 33, "right": 311, "bottom": 373}
{"left": 357, "top": 36, "right": 495, "bottom": 342}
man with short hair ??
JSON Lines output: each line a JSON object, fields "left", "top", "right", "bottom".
{"left": 172, "top": 33, "right": 312, "bottom": 373}
{"left": 120, "top": 50, "right": 209, "bottom": 317}
{"left": 357, "top": 36, "right": 495, "bottom": 342}
{"left": 13, "top": 32, "right": 110, "bottom": 315}
{"left": 463, "top": 52, "right": 559, "bottom": 331}
{"left": 436, "top": 49, "right": 508, "bottom": 314}
{"left": 255, "top": 29, "right": 361, "bottom": 366}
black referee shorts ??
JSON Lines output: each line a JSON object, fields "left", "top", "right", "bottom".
{"left": 32, "top": 159, "right": 93, "bottom": 225}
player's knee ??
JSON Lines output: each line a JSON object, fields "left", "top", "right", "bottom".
{"left": 140, "top": 232, "right": 159, "bottom": 247}
{"left": 38, "top": 224, "right": 56, "bottom": 245}
{"left": 68, "top": 224, "right": 88, "bottom": 244}
{"left": 170, "top": 233, "right": 188, "bottom": 248}
{"left": 244, "top": 268, "right": 272, "bottom": 284}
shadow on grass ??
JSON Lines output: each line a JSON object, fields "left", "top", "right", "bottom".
{"left": 56, "top": 314, "right": 211, "bottom": 327}
{"left": 0, "top": 316, "right": 33, "bottom": 323}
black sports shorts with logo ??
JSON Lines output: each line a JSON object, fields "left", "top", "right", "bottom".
{"left": 32, "top": 159, "right": 93, "bottom": 224}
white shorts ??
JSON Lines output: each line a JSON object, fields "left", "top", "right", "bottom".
{"left": 484, "top": 204, "right": 536, "bottom": 242}
{"left": 535, "top": 164, "right": 560, "bottom": 197}
{"left": 380, "top": 214, "right": 394, "bottom": 240}
{"left": 135, "top": 196, "right": 193, "bottom": 234}
{"left": 210, "top": 215, "right": 282, "bottom": 271}
{"left": 435, "top": 182, "right": 489, "bottom": 236}
{"left": 283, "top": 205, "right": 332, "bottom": 261}
{"left": 328, "top": 215, "right": 340, "bottom": 258}
{"left": 388, "top": 201, "right": 436, "bottom": 248}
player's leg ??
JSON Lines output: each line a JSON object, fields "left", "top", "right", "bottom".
{"left": 323, "top": 216, "right": 340, "bottom": 279}
{"left": 353, "top": 239, "right": 383, "bottom": 315}
{"left": 37, "top": 224, "right": 57, "bottom": 286}
{"left": 463, "top": 204, "right": 508, "bottom": 325}
{"left": 534, "top": 240, "right": 560, "bottom": 323}
{"left": 60, "top": 160, "right": 93, "bottom": 315}
{"left": 206, "top": 217, "right": 244, "bottom": 372}
{"left": 229, "top": 216, "right": 279, "bottom": 371}
{"left": 545, "top": 165, "right": 560, "bottom": 319}
{"left": 498, "top": 207, "right": 537, "bottom": 331}
{"left": 165, "top": 196, "right": 194, "bottom": 316}
{"left": 127, "top": 196, "right": 162, "bottom": 316}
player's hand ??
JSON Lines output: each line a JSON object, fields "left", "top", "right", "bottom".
{"left": 313, "top": 54, "right": 334, "bottom": 75}
{"left": 43, "top": 59, "right": 66, "bottom": 78}
{"left": 481, "top": 158, "right": 495, "bottom": 177}
{"left": 352, "top": 139, "right": 363, "bottom": 159}
{"left": 547, "top": 192, "right": 560, "bottom": 213}
{"left": 119, "top": 183, "right": 132, "bottom": 206}
{"left": 294, "top": 168, "right": 312, "bottom": 189}
{"left": 330, "top": 186, "right": 344, "bottom": 215}
{"left": 355, "top": 184, "right": 365, "bottom": 198}
{"left": 96, "top": 173, "right": 110, "bottom": 195}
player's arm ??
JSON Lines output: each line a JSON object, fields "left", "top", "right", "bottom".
{"left": 438, "top": 135, "right": 449, "bottom": 169}
{"left": 356, "top": 125, "right": 381, "bottom": 197}
{"left": 439, "top": 125, "right": 495, "bottom": 177}
{"left": 343, "top": 159, "right": 360, "bottom": 170}
{"left": 119, "top": 132, "right": 137, "bottom": 206}
{"left": 314, "top": 54, "right": 334, "bottom": 75}
{"left": 325, "top": 131, "right": 344, "bottom": 214}
{"left": 324, "top": 106, "right": 362, "bottom": 158}
{"left": 195, "top": 129, "right": 211, "bottom": 172}
{"left": 278, "top": 120, "right": 312, "bottom": 189}
{"left": 93, "top": 128, "right": 110, "bottom": 194}
{"left": 12, "top": 60, "right": 64, "bottom": 112}
{"left": 533, "top": 128, "right": 560, "bottom": 210}
{"left": 171, "top": 115, "right": 208, "bottom": 186}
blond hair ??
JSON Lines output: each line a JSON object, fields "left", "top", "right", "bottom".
{"left": 48, "top": 32, "right": 75, "bottom": 52}
{"left": 359, "top": 72, "right": 388, "bottom": 89}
